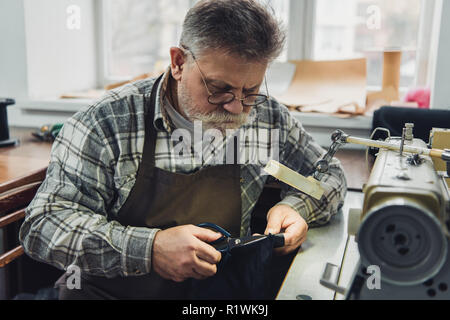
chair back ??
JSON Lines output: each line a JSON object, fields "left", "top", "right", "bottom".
{"left": 0, "top": 168, "right": 47, "bottom": 268}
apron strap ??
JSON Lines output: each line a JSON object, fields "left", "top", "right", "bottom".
{"left": 142, "top": 74, "right": 164, "bottom": 171}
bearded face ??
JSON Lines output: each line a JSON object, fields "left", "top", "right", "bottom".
{"left": 169, "top": 47, "right": 268, "bottom": 134}
{"left": 178, "top": 78, "right": 258, "bottom": 133}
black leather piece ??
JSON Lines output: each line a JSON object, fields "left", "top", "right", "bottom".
{"left": 187, "top": 235, "right": 276, "bottom": 300}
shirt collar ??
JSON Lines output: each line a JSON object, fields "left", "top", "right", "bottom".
{"left": 153, "top": 66, "right": 175, "bottom": 133}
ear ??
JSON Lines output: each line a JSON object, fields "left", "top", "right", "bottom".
{"left": 170, "top": 47, "right": 187, "bottom": 81}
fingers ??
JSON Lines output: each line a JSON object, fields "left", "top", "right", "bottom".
{"left": 192, "top": 225, "right": 223, "bottom": 243}
{"left": 282, "top": 221, "right": 303, "bottom": 244}
{"left": 191, "top": 269, "right": 207, "bottom": 280}
{"left": 182, "top": 228, "right": 221, "bottom": 280}
{"left": 265, "top": 205, "right": 309, "bottom": 255}
{"left": 264, "top": 214, "right": 283, "bottom": 235}
{"left": 196, "top": 245, "right": 221, "bottom": 265}
{"left": 274, "top": 221, "right": 307, "bottom": 255}
{"left": 192, "top": 255, "right": 218, "bottom": 279}
{"left": 152, "top": 225, "right": 223, "bottom": 283}
{"left": 265, "top": 204, "right": 297, "bottom": 235}
{"left": 274, "top": 233, "right": 307, "bottom": 256}
{"left": 191, "top": 226, "right": 222, "bottom": 264}
{"left": 180, "top": 226, "right": 222, "bottom": 278}
{"left": 159, "top": 251, "right": 219, "bottom": 282}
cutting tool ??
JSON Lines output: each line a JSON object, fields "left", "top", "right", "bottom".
{"left": 198, "top": 222, "right": 285, "bottom": 254}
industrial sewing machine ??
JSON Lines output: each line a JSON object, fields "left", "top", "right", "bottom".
{"left": 265, "top": 124, "right": 450, "bottom": 299}
{"left": 318, "top": 125, "right": 450, "bottom": 299}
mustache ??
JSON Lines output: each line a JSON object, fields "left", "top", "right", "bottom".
{"left": 188, "top": 107, "right": 257, "bottom": 126}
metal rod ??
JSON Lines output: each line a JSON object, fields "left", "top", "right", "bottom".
{"left": 400, "top": 128, "right": 406, "bottom": 157}
{"left": 344, "top": 136, "right": 446, "bottom": 160}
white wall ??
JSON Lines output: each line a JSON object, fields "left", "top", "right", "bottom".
{"left": 429, "top": 0, "right": 450, "bottom": 110}
{"left": 0, "top": 0, "right": 29, "bottom": 99}
{"left": 23, "top": 0, "right": 98, "bottom": 99}
{"left": 2, "top": 0, "right": 98, "bottom": 128}
{"left": 0, "top": 0, "right": 29, "bottom": 300}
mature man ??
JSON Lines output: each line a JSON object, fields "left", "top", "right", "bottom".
{"left": 20, "top": 0, "right": 346, "bottom": 299}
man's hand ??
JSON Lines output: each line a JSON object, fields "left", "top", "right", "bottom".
{"left": 265, "top": 205, "right": 308, "bottom": 255}
{"left": 151, "top": 225, "right": 222, "bottom": 282}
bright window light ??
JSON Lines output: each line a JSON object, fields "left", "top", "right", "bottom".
{"left": 313, "top": 0, "right": 422, "bottom": 88}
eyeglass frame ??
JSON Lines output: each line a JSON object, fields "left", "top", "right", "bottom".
{"left": 179, "top": 45, "right": 270, "bottom": 107}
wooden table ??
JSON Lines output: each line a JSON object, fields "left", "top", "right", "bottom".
{"left": 0, "top": 128, "right": 52, "bottom": 185}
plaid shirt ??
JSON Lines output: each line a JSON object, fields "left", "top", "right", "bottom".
{"left": 20, "top": 69, "right": 347, "bottom": 278}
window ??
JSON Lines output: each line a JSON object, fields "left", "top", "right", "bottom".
{"left": 102, "top": 0, "right": 192, "bottom": 81}
{"left": 312, "top": 0, "right": 423, "bottom": 88}
{"left": 101, "top": 0, "right": 289, "bottom": 83}
{"left": 101, "top": 0, "right": 428, "bottom": 90}
{"left": 259, "top": 0, "right": 290, "bottom": 61}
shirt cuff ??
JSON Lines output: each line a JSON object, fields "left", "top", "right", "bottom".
{"left": 276, "top": 195, "right": 310, "bottom": 221}
{"left": 117, "top": 226, "right": 160, "bottom": 277}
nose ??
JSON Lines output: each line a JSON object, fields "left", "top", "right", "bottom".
{"left": 222, "top": 97, "right": 244, "bottom": 115}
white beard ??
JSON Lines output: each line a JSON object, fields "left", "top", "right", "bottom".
{"left": 178, "top": 81, "right": 257, "bottom": 134}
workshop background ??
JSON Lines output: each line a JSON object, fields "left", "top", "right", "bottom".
{"left": 1, "top": 0, "right": 450, "bottom": 301}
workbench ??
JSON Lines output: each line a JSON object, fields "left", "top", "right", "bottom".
{"left": 277, "top": 191, "right": 364, "bottom": 300}
{"left": 1, "top": 128, "right": 370, "bottom": 188}
{"left": 0, "top": 127, "right": 51, "bottom": 185}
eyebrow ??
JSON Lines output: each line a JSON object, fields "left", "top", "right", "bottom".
{"left": 205, "top": 78, "right": 260, "bottom": 92}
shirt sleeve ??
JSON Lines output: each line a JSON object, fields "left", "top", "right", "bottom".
{"left": 19, "top": 105, "right": 159, "bottom": 278}
{"left": 276, "top": 107, "right": 347, "bottom": 227}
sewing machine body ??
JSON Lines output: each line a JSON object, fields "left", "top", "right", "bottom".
{"left": 348, "top": 137, "right": 450, "bottom": 299}
{"left": 321, "top": 133, "right": 450, "bottom": 299}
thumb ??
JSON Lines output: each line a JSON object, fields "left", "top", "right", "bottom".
{"left": 265, "top": 214, "right": 283, "bottom": 235}
{"left": 192, "top": 226, "right": 223, "bottom": 243}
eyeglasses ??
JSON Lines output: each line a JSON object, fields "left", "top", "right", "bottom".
{"left": 180, "top": 46, "right": 269, "bottom": 107}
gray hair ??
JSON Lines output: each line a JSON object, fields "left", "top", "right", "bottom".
{"left": 180, "top": 0, "right": 286, "bottom": 62}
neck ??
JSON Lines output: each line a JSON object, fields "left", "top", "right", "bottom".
{"left": 168, "top": 76, "right": 182, "bottom": 115}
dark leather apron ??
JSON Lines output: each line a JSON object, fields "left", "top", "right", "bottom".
{"left": 57, "top": 75, "right": 242, "bottom": 299}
